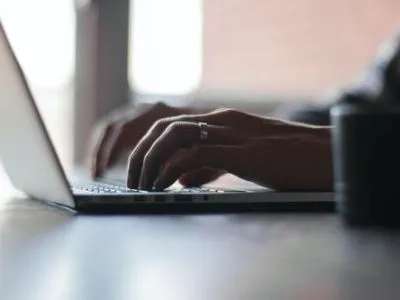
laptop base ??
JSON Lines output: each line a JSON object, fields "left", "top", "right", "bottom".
{"left": 76, "top": 197, "right": 336, "bottom": 214}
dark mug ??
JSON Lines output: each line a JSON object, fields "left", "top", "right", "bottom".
{"left": 331, "top": 100, "right": 400, "bottom": 227}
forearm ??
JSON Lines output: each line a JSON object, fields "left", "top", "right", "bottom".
{"left": 268, "top": 131, "right": 333, "bottom": 191}
{"left": 266, "top": 121, "right": 333, "bottom": 191}
{"left": 294, "top": 125, "right": 333, "bottom": 191}
{"left": 181, "top": 105, "right": 333, "bottom": 146}
{"left": 288, "top": 121, "right": 333, "bottom": 189}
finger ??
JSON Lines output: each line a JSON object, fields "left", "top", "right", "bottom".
{"left": 101, "top": 123, "right": 125, "bottom": 170}
{"left": 153, "top": 145, "right": 244, "bottom": 190}
{"left": 128, "top": 122, "right": 243, "bottom": 190}
{"left": 102, "top": 111, "right": 169, "bottom": 171}
{"left": 178, "top": 168, "right": 225, "bottom": 186}
{"left": 90, "top": 123, "right": 118, "bottom": 178}
{"left": 124, "top": 109, "right": 241, "bottom": 188}
{"left": 126, "top": 121, "right": 238, "bottom": 189}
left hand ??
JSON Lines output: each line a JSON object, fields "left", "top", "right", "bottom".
{"left": 126, "top": 108, "right": 332, "bottom": 191}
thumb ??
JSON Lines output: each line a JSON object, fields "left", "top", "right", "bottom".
{"left": 179, "top": 168, "right": 225, "bottom": 187}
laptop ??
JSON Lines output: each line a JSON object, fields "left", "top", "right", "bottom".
{"left": 0, "top": 21, "right": 334, "bottom": 214}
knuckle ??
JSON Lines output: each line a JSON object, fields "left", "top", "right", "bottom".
{"left": 150, "top": 120, "right": 162, "bottom": 132}
{"left": 165, "top": 122, "right": 182, "bottom": 135}
{"left": 221, "top": 108, "right": 240, "bottom": 116}
{"left": 98, "top": 119, "right": 126, "bottom": 137}
{"left": 151, "top": 118, "right": 169, "bottom": 133}
{"left": 211, "top": 108, "right": 227, "bottom": 115}
{"left": 98, "top": 122, "right": 115, "bottom": 134}
{"left": 211, "top": 108, "right": 242, "bottom": 120}
{"left": 167, "top": 122, "right": 195, "bottom": 144}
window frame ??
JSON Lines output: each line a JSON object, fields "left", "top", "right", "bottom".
{"left": 73, "top": 0, "right": 131, "bottom": 164}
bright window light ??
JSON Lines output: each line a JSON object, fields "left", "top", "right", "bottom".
{"left": 129, "top": 0, "right": 203, "bottom": 95}
{"left": 0, "top": 0, "right": 75, "bottom": 174}
{"left": 0, "top": 0, "right": 75, "bottom": 90}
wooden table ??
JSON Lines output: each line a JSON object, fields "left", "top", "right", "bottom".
{"left": 1, "top": 185, "right": 400, "bottom": 300}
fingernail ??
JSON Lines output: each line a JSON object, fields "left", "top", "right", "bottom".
{"left": 127, "top": 177, "right": 133, "bottom": 189}
{"left": 96, "top": 166, "right": 103, "bottom": 177}
{"left": 178, "top": 174, "right": 189, "bottom": 186}
{"left": 138, "top": 176, "right": 145, "bottom": 190}
{"left": 153, "top": 178, "right": 162, "bottom": 190}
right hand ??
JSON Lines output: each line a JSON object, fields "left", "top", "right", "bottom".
{"left": 89, "top": 102, "right": 183, "bottom": 179}
{"left": 124, "top": 108, "right": 332, "bottom": 191}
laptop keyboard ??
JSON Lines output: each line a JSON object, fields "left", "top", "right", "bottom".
{"left": 71, "top": 181, "right": 227, "bottom": 194}
{"left": 71, "top": 181, "right": 143, "bottom": 194}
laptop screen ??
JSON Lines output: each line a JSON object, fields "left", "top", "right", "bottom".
{"left": 0, "top": 21, "right": 75, "bottom": 207}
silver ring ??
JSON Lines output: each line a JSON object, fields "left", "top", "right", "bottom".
{"left": 198, "top": 122, "right": 208, "bottom": 141}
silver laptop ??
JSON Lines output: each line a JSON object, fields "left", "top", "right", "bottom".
{"left": 0, "top": 21, "right": 334, "bottom": 213}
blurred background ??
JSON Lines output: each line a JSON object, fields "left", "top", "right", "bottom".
{"left": 0, "top": 0, "right": 400, "bottom": 196}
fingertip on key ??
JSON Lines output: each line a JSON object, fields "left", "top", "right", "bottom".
{"left": 127, "top": 178, "right": 134, "bottom": 189}
{"left": 152, "top": 178, "right": 162, "bottom": 191}
{"left": 91, "top": 166, "right": 99, "bottom": 179}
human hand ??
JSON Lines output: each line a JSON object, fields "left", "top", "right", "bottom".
{"left": 126, "top": 108, "right": 332, "bottom": 191}
{"left": 89, "top": 102, "right": 183, "bottom": 178}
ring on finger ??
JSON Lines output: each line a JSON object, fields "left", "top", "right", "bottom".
{"left": 198, "top": 122, "right": 208, "bottom": 142}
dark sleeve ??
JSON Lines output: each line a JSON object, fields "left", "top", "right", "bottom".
{"left": 355, "top": 30, "right": 400, "bottom": 103}
{"left": 276, "top": 29, "right": 400, "bottom": 126}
